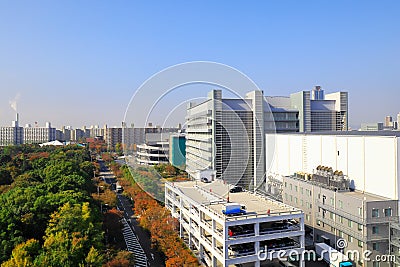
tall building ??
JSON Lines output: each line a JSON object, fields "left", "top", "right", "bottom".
{"left": 385, "top": 116, "right": 393, "bottom": 128}
{"left": 290, "top": 86, "right": 348, "bottom": 132}
{"left": 105, "top": 126, "right": 123, "bottom": 150}
{"left": 186, "top": 90, "right": 265, "bottom": 190}
{"left": 0, "top": 114, "right": 23, "bottom": 146}
{"left": 23, "top": 122, "right": 56, "bottom": 144}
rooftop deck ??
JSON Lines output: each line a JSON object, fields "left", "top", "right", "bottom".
{"left": 168, "top": 180, "right": 302, "bottom": 220}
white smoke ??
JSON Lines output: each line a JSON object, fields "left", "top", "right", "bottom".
{"left": 9, "top": 93, "right": 21, "bottom": 112}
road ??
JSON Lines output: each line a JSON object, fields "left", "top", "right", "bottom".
{"left": 98, "top": 160, "right": 165, "bottom": 267}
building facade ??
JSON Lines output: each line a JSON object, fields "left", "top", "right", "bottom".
{"left": 169, "top": 134, "right": 186, "bottom": 168}
{"left": 165, "top": 180, "right": 305, "bottom": 267}
{"left": 282, "top": 172, "right": 398, "bottom": 267}
{"left": 186, "top": 90, "right": 265, "bottom": 190}
{"left": 23, "top": 122, "right": 56, "bottom": 144}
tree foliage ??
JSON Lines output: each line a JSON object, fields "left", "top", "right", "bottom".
{"left": 0, "top": 145, "right": 104, "bottom": 266}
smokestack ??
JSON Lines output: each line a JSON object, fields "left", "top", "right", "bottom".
{"left": 16, "top": 113, "right": 19, "bottom": 123}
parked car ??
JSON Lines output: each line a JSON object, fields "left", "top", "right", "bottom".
{"left": 229, "top": 186, "right": 243, "bottom": 193}
{"left": 201, "top": 177, "right": 211, "bottom": 183}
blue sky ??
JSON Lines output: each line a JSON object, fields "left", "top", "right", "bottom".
{"left": 1, "top": 1, "right": 399, "bottom": 128}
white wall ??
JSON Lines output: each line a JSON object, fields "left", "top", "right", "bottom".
{"left": 267, "top": 133, "right": 399, "bottom": 199}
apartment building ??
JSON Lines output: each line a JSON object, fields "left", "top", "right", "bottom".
{"left": 23, "top": 122, "right": 56, "bottom": 144}
{"left": 165, "top": 180, "right": 305, "bottom": 267}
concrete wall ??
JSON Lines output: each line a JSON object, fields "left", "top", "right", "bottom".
{"left": 267, "top": 133, "right": 400, "bottom": 200}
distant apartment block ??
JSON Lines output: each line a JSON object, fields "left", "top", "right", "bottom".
{"left": 360, "top": 123, "right": 384, "bottom": 131}
{"left": 0, "top": 114, "right": 23, "bottom": 146}
{"left": 23, "top": 122, "right": 56, "bottom": 144}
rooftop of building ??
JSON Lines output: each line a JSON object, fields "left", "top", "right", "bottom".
{"left": 168, "top": 180, "right": 302, "bottom": 220}
{"left": 273, "top": 131, "right": 400, "bottom": 137}
{"left": 285, "top": 174, "right": 391, "bottom": 201}
{"left": 341, "top": 190, "right": 391, "bottom": 201}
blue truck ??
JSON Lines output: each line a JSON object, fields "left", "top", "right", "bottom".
{"left": 222, "top": 203, "right": 246, "bottom": 216}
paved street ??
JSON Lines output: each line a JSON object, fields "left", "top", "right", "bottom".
{"left": 98, "top": 160, "right": 165, "bottom": 267}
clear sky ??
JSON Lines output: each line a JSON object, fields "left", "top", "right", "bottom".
{"left": 1, "top": 1, "right": 399, "bottom": 129}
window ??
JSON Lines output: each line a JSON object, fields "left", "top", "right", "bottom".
{"left": 306, "top": 214, "right": 310, "bottom": 221}
{"left": 373, "top": 262, "right": 380, "bottom": 267}
{"left": 348, "top": 220, "right": 352, "bottom": 227}
{"left": 295, "top": 197, "right": 298, "bottom": 204}
{"left": 290, "top": 195, "right": 293, "bottom": 202}
{"left": 384, "top": 208, "right": 392, "bottom": 217}
{"left": 372, "top": 209, "right": 379, "bottom": 218}
{"left": 358, "top": 224, "right": 363, "bottom": 231}
{"left": 285, "top": 193, "right": 288, "bottom": 201}
{"left": 330, "top": 197, "right": 334, "bottom": 205}
{"left": 301, "top": 200, "right": 304, "bottom": 206}
{"left": 348, "top": 235, "right": 353, "bottom": 242}
{"left": 295, "top": 185, "right": 298, "bottom": 192}
{"left": 330, "top": 212, "right": 334, "bottom": 220}
{"left": 372, "top": 226, "right": 379, "bottom": 234}
{"left": 316, "top": 220, "right": 321, "bottom": 226}
{"left": 289, "top": 184, "right": 292, "bottom": 190}
{"left": 358, "top": 207, "right": 362, "bottom": 216}
{"left": 372, "top": 242, "right": 379, "bottom": 251}
{"left": 339, "top": 216, "right": 343, "bottom": 223}
{"left": 338, "top": 200, "right": 343, "bottom": 208}
{"left": 339, "top": 231, "right": 344, "bottom": 238}
{"left": 358, "top": 240, "right": 363, "bottom": 248}
{"left": 285, "top": 182, "right": 287, "bottom": 188}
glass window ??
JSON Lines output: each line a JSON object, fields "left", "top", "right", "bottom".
{"left": 372, "top": 209, "right": 379, "bottom": 218}
{"left": 358, "top": 207, "right": 362, "bottom": 216}
{"left": 339, "top": 200, "right": 343, "bottom": 208}
{"left": 372, "top": 226, "right": 379, "bottom": 234}
{"left": 348, "top": 235, "right": 353, "bottom": 242}
{"left": 330, "top": 197, "right": 334, "bottom": 205}
{"left": 384, "top": 208, "right": 392, "bottom": 217}
{"left": 358, "top": 224, "right": 363, "bottom": 231}
{"left": 372, "top": 242, "right": 379, "bottom": 251}
{"left": 348, "top": 220, "right": 352, "bottom": 227}
{"left": 358, "top": 240, "right": 363, "bottom": 248}
{"left": 285, "top": 182, "right": 287, "bottom": 188}
{"left": 295, "top": 185, "right": 298, "bottom": 192}
{"left": 295, "top": 197, "right": 298, "bottom": 204}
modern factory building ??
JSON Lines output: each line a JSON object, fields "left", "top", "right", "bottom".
{"left": 266, "top": 132, "right": 400, "bottom": 267}
{"left": 165, "top": 180, "right": 305, "bottom": 267}
{"left": 186, "top": 87, "right": 348, "bottom": 192}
